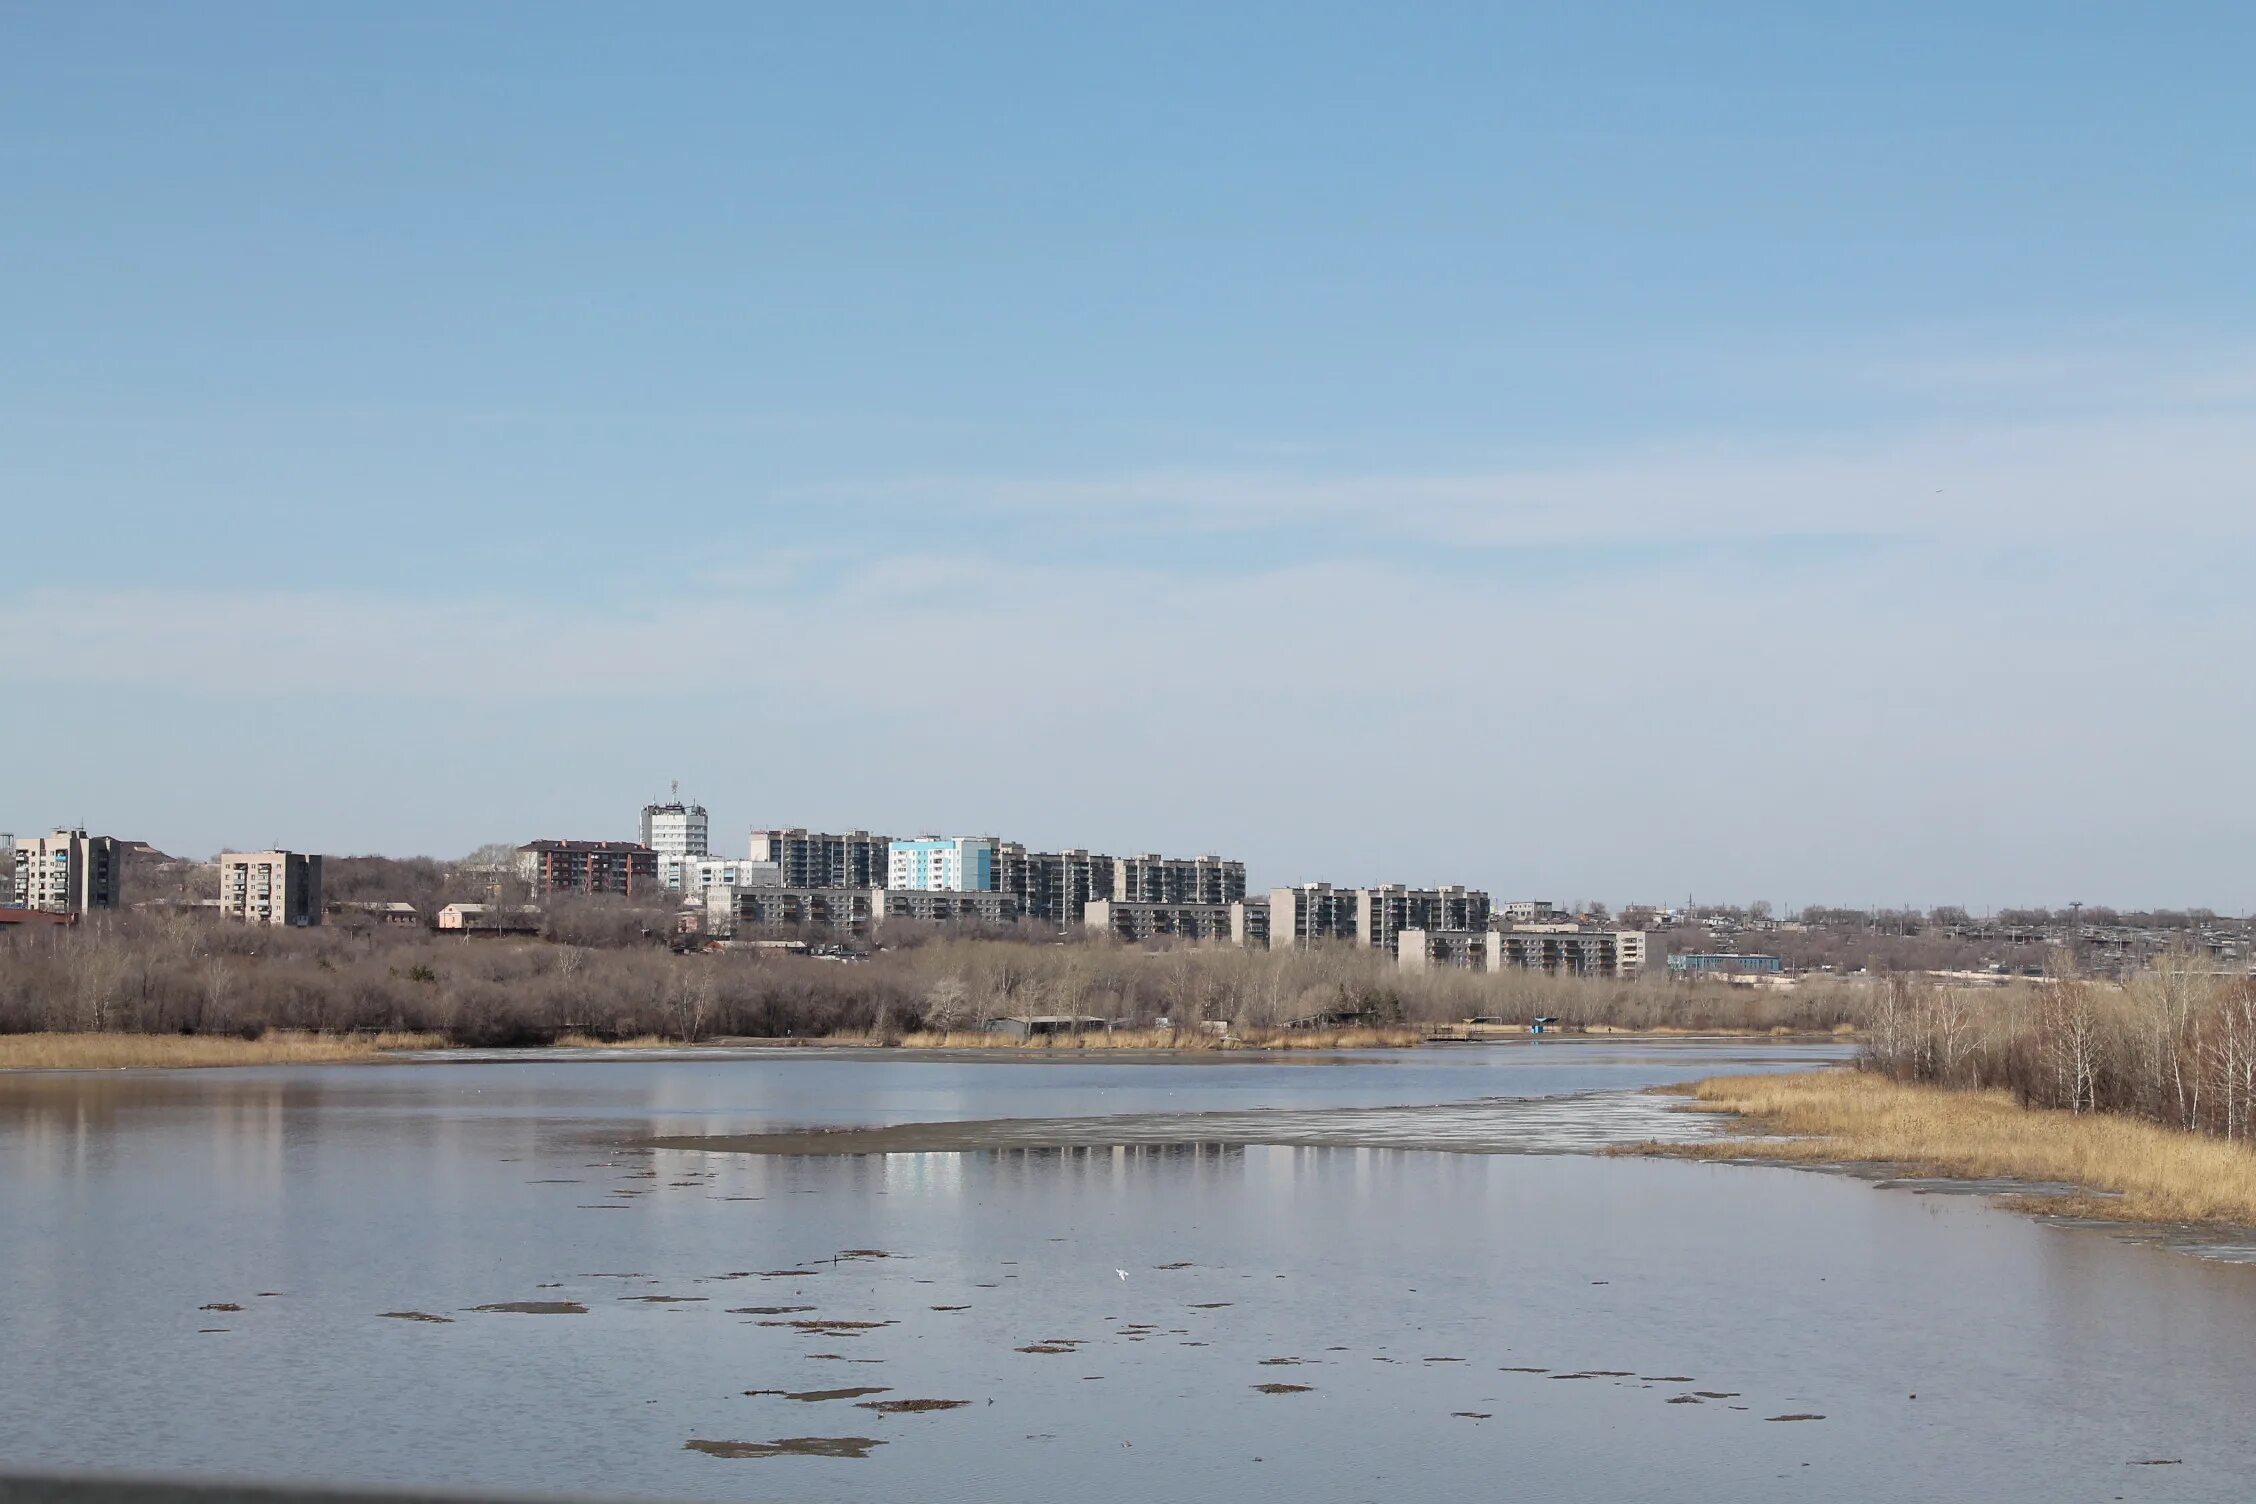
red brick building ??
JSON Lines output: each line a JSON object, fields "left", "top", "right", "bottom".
{"left": 514, "top": 840, "right": 659, "bottom": 898}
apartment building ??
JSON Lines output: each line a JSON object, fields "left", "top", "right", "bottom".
{"left": 748, "top": 828, "right": 892, "bottom": 890}
{"left": 515, "top": 840, "right": 660, "bottom": 897}
{"left": 1269, "top": 883, "right": 1360, "bottom": 946}
{"left": 876, "top": 887, "right": 1017, "bottom": 926}
{"left": 704, "top": 885, "right": 878, "bottom": 937}
{"left": 218, "top": 850, "right": 323, "bottom": 927}
{"left": 1082, "top": 899, "right": 1231, "bottom": 944}
{"left": 1490, "top": 927, "right": 1647, "bottom": 978}
{"left": 1103, "top": 853, "right": 1247, "bottom": 907}
{"left": 1396, "top": 925, "right": 1648, "bottom": 978}
{"left": 1499, "top": 900, "right": 1564, "bottom": 924}
{"left": 1396, "top": 928, "right": 1487, "bottom": 972}
{"left": 640, "top": 794, "right": 709, "bottom": 883}
{"left": 1354, "top": 885, "right": 1491, "bottom": 955}
{"left": 888, "top": 836, "right": 999, "bottom": 892}
{"left": 666, "top": 856, "right": 782, "bottom": 895}
{"left": 995, "top": 844, "right": 1110, "bottom": 925}
{"left": 1267, "top": 883, "right": 1490, "bottom": 955}
{"left": 10, "top": 829, "right": 122, "bottom": 914}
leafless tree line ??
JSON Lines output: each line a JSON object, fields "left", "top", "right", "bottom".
{"left": 1864, "top": 952, "right": 2256, "bottom": 1141}
{"left": 0, "top": 912, "right": 1865, "bottom": 1045}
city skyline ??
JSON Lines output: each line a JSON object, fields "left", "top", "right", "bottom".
{"left": 5, "top": 5, "right": 2252, "bottom": 909}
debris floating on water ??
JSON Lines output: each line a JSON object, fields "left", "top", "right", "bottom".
{"left": 684, "top": 1437, "right": 885, "bottom": 1460}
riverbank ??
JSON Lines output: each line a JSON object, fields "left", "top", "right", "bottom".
{"left": 851, "top": 1025, "right": 1424, "bottom": 1051}
{"left": 1631, "top": 1070, "right": 2256, "bottom": 1226}
{"left": 0, "top": 1030, "right": 446, "bottom": 1071}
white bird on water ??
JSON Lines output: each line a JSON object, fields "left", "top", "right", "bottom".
{"left": 1115, "top": 1269, "right": 1129, "bottom": 1280}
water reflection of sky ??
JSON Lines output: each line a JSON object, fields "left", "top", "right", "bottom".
{"left": 3, "top": 1043, "right": 2252, "bottom": 1504}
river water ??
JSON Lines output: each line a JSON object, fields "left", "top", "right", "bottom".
{"left": 2, "top": 1040, "right": 2251, "bottom": 1502}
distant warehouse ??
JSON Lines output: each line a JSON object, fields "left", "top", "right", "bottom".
{"left": 1667, "top": 952, "right": 1785, "bottom": 978}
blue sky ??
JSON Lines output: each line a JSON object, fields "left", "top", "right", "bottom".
{"left": 5, "top": 3, "right": 2253, "bottom": 909}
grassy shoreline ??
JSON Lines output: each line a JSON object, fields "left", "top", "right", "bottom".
{"left": 1628, "top": 1070, "right": 2256, "bottom": 1227}
{"left": 0, "top": 1031, "right": 446, "bottom": 1071}
{"left": 3, "top": 1023, "right": 1853, "bottom": 1071}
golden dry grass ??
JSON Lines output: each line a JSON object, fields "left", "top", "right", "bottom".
{"left": 1638, "top": 1070, "right": 2256, "bottom": 1226}
{"left": 0, "top": 1030, "right": 446, "bottom": 1071}
{"left": 872, "top": 1025, "right": 1423, "bottom": 1052}
{"left": 552, "top": 1033, "right": 684, "bottom": 1050}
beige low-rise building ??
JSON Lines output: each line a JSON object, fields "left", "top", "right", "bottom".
{"left": 436, "top": 902, "right": 542, "bottom": 934}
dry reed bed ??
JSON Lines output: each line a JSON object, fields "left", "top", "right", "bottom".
{"left": 0, "top": 1030, "right": 444, "bottom": 1071}
{"left": 1637, "top": 1070, "right": 2256, "bottom": 1226}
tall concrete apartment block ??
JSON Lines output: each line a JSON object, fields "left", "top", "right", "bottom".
{"left": 1355, "top": 885, "right": 1491, "bottom": 954}
{"left": 515, "top": 840, "right": 660, "bottom": 897}
{"left": 640, "top": 794, "right": 709, "bottom": 887}
{"left": 1082, "top": 898, "right": 1270, "bottom": 947}
{"left": 996, "top": 844, "right": 1107, "bottom": 925}
{"left": 218, "top": 850, "right": 324, "bottom": 927}
{"left": 1269, "top": 883, "right": 1492, "bottom": 955}
{"left": 997, "top": 845, "right": 1248, "bottom": 927}
{"left": 1269, "top": 883, "right": 1360, "bottom": 946}
{"left": 11, "top": 829, "right": 122, "bottom": 914}
{"left": 1107, "top": 853, "right": 1246, "bottom": 906}
{"left": 1397, "top": 926, "right": 1649, "bottom": 979}
{"left": 748, "top": 829, "right": 892, "bottom": 890}
{"left": 888, "top": 836, "right": 998, "bottom": 892}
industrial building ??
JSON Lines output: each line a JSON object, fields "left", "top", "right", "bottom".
{"left": 515, "top": 840, "right": 660, "bottom": 897}
{"left": 1668, "top": 952, "right": 1783, "bottom": 978}
{"left": 748, "top": 828, "right": 892, "bottom": 890}
{"left": 9, "top": 829, "right": 122, "bottom": 914}
{"left": 218, "top": 850, "right": 323, "bottom": 927}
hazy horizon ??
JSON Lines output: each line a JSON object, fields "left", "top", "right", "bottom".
{"left": 7, "top": 5, "right": 2253, "bottom": 912}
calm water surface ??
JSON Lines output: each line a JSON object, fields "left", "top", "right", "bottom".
{"left": 3, "top": 1040, "right": 2251, "bottom": 1502}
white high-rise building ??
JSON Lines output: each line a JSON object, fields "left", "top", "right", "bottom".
{"left": 640, "top": 788, "right": 709, "bottom": 887}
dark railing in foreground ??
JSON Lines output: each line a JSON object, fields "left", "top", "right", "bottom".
{"left": 0, "top": 1476, "right": 612, "bottom": 1504}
